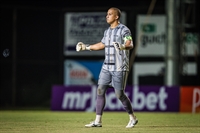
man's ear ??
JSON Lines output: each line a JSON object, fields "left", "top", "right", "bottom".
{"left": 116, "top": 15, "right": 119, "bottom": 20}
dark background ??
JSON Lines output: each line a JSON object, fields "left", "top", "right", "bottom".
{"left": 1, "top": 0, "right": 199, "bottom": 108}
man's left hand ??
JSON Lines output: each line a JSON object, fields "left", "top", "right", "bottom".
{"left": 113, "top": 42, "right": 126, "bottom": 50}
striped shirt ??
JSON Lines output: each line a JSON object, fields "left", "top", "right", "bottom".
{"left": 101, "top": 23, "right": 132, "bottom": 71}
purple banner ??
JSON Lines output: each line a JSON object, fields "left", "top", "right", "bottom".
{"left": 51, "top": 85, "right": 180, "bottom": 112}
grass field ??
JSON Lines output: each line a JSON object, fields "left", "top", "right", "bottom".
{"left": 0, "top": 110, "right": 199, "bottom": 133}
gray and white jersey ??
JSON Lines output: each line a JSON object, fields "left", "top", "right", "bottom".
{"left": 101, "top": 23, "right": 132, "bottom": 71}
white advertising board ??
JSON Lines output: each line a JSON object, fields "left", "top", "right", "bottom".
{"left": 136, "top": 15, "right": 167, "bottom": 56}
{"left": 64, "top": 12, "right": 126, "bottom": 56}
{"left": 184, "top": 33, "right": 199, "bottom": 56}
{"left": 133, "top": 62, "right": 197, "bottom": 85}
{"left": 64, "top": 60, "right": 103, "bottom": 85}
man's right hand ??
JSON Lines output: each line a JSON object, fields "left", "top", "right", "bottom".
{"left": 76, "top": 42, "right": 86, "bottom": 52}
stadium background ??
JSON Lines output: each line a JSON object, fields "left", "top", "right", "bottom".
{"left": 0, "top": 0, "right": 199, "bottom": 109}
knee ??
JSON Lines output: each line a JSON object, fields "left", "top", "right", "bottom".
{"left": 115, "top": 91, "right": 126, "bottom": 100}
{"left": 97, "top": 86, "right": 104, "bottom": 96}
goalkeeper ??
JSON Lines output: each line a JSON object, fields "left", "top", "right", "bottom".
{"left": 76, "top": 7, "right": 138, "bottom": 128}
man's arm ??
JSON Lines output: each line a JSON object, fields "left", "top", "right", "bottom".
{"left": 113, "top": 39, "right": 134, "bottom": 51}
{"left": 89, "top": 42, "right": 105, "bottom": 50}
{"left": 76, "top": 42, "right": 105, "bottom": 52}
{"left": 124, "top": 40, "right": 134, "bottom": 50}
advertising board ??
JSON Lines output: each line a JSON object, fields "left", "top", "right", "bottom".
{"left": 180, "top": 86, "right": 200, "bottom": 113}
{"left": 64, "top": 12, "right": 126, "bottom": 56}
{"left": 136, "top": 15, "right": 166, "bottom": 56}
{"left": 64, "top": 60, "right": 103, "bottom": 85}
{"left": 51, "top": 85, "right": 180, "bottom": 112}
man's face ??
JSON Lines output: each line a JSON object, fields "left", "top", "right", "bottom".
{"left": 106, "top": 9, "right": 118, "bottom": 24}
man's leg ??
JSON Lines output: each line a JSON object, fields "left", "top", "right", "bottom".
{"left": 85, "top": 84, "right": 108, "bottom": 127}
{"left": 115, "top": 89, "right": 138, "bottom": 128}
{"left": 95, "top": 85, "right": 108, "bottom": 123}
{"left": 115, "top": 90, "right": 134, "bottom": 114}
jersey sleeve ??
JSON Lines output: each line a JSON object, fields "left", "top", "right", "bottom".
{"left": 101, "top": 30, "right": 107, "bottom": 44}
{"left": 122, "top": 27, "right": 133, "bottom": 43}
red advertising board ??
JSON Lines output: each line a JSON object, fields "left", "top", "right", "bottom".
{"left": 180, "top": 86, "right": 200, "bottom": 113}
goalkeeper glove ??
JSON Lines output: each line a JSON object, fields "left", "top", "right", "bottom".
{"left": 76, "top": 42, "right": 90, "bottom": 52}
{"left": 113, "top": 42, "right": 126, "bottom": 50}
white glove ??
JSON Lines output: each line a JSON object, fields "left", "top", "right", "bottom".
{"left": 113, "top": 42, "right": 126, "bottom": 50}
{"left": 76, "top": 42, "right": 90, "bottom": 52}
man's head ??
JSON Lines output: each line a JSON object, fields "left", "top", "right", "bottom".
{"left": 106, "top": 7, "right": 121, "bottom": 25}
{"left": 110, "top": 7, "right": 121, "bottom": 20}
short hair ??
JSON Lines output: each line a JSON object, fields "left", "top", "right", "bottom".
{"left": 109, "top": 7, "right": 121, "bottom": 20}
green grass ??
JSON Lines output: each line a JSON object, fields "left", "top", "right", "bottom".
{"left": 0, "top": 111, "right": 199, "bottom": 133}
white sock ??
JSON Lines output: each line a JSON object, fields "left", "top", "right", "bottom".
{"left": 95, "top": 115, "right": 102, "bottom": 123}
{"left": 129, "top": 114, "right": 136, "bottom": 121}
